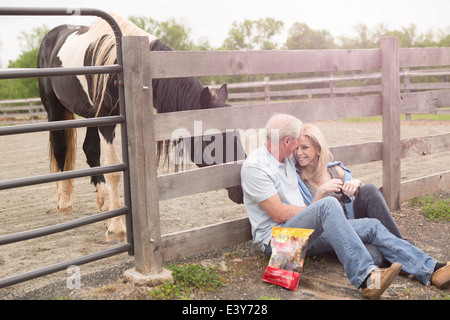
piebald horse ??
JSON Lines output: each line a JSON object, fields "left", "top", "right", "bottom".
{"left": 38, "top": 13, "right": 244, "bottom": 243}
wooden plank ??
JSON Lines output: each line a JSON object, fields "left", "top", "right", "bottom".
{"left": 123, "top": 36, "right": 163, "bottom": 274}
{"left": 225, "top": 83, "right": 450, "bottom": 102}
{"left": 406, "top": 83, "right": 450, "bottom": 91}
{"left": 0, "top": 119, "right": 47, "bottom": 125}
{"left": 401, "top": 133, "right": 450, "bottom": 158}
{"left": 157, "top": 132, "right": 448, "bottom": 201}
{"left": 330, "top": 142, "right": 382, "bottom": 166}
{"left": 0, "top": 105, "right": 44, "bottom": 111}
{"left": 400, "top": 89, "right": 450, "bottom": 113}
{"left": 158, "top": 161, "right": 244, "bottom": 200}
{"left": 157, "top": 143, "right": 381, "bottom": 200}
{"left": 381, "top": 37, "right": 401, "bottom": 210}
{"left": 160, "top": 218, "right": 252, "bottom": 262}
{"left": 149, "top": 49, "right": 381, "bottom": 78}
{"left": 400, "top": 170, "right": 450, "bottom": 202}
{"left": 400, "top": 47, "right": 450, "bottom": 68}
{"left": 0, "top": 112, "right": 47, "bottom": 118}
{"left": 436, "top": 108, "right": 450, "bottom": 114}
{"left": 153, "top": 95, "right": 381, "bottom": 141}
{"left": 0, "top": 97, "right": 41, "bottom": 104}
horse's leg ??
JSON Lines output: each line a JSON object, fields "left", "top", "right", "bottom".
{"left": 99, "top": 125, "right": 126, "bottom": 243}
{"left": 82, "top": 126, "right": 110, "bottom": 212}
{"left": 49, "top": 111, "right": 77, "bottom": 214}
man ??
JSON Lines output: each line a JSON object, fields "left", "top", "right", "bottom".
{"left": 241, "top": 113, "right": 449, "bottom": 299}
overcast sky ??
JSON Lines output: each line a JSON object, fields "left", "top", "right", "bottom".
{"left": 1, "top": 0, "right": 449, "bottom": 66}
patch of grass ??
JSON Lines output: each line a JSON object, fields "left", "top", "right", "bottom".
{"left": 433, "top": 292, "right": 450, "bottom": 300}
{"left": 260, "top": 295, "right": 279, "bottom": 300}
{"left": 169, "top": 263, "right": 224, "bottom": 290}
{"left": 147, "top": 263, "right": 224, "bottom": 300}
{"left": 410, "top": 195, "right": 450, "bottom": 222}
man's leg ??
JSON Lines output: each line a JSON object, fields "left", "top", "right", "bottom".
{"left": 349, "top": 218, "right": 437, "bottom": 285}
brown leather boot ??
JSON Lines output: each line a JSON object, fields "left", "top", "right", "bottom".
{"left": 431, "top": 262, "right": 450, "bottom": 290}
{"left": 361, "top": 262, "right": 402, "bottom": 300}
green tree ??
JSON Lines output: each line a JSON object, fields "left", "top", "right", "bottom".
{"left": 18, "top": 24, "right": 48, "bottom": 52}
{"left": 222, "top": 19, "right": 254, "bottom": 50}
{"left": 159, "top": 17, "right": 195, "bottom": 50}
{"left": 221, "top": 18, "right": 283, "bottom": 50}
{"left": 285, "top": 22, "right": 335, "bottom": 49}
{"left": 438, "top": 34, "right": 450, "bottom": 47}
{"left": 1, "top": 48, "right": 40, "bottom": 99}
{"left": 0, "top": 25, "right": 48, "bottom": 99}
{"left": 129, "top": 15, "right": 199, "bottom": 50}
{"left": 255, "top": 18, "right": 284, "bottom": 50}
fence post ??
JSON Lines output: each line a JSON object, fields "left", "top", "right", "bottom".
{"left": 329, "top": 72, "right": 335, "bottom": 98}
{"left": 381, "top": 37, "right": 401, "bottom": 210}
{"left": 264, "top": 76, "right": 270, "bottom": 102}
{"left": 122, "top": 36, "right": 172, "bottom": 284}
{"left": 403, "top": 68, "right": 412, "bottom": 120}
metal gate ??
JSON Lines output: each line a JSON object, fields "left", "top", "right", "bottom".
{"left": 0, "top": 8, "right": 133, "bottom": 288}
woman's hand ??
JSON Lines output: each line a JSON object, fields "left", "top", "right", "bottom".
{"left": 316, "top": 179, "right": 343, "bottom": 198}
{"left": 342, "top": 179, "right": 362, "bottom": 198}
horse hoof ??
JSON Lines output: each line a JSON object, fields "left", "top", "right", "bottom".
{"left": 57, "top": 205, "right": 73, "bottom": 215}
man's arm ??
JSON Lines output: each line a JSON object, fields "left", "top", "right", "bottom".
{"left": 259, "top": 193, "right": 304, "bottom": 223}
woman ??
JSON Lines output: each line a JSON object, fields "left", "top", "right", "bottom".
{"left": 295, "top": 124, "right": 406, "bottom": 266}
{"left": 295, "top": 124, "right": 403, "bottom": 237}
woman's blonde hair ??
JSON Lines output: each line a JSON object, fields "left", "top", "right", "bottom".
{"left": 298, "top": 124, "right": 334, "bottom": 182}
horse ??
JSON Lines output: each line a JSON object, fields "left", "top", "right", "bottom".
{"left": 37, "top": 13, "right": 244, "bottom": 243}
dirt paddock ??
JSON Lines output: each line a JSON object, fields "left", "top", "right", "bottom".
{"left": 0, "top": 119, "right": 449, "bottom": 300}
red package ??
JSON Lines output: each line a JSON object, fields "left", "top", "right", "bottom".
{"left": 262, "top": 227, "right": 314, "bottom": 290}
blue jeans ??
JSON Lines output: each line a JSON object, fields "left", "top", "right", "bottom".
{"left": 353, "top": 183, "right": 403, "bottom": 238}
{"left": 267, "top": 197, "right": 437, "bottom": 288}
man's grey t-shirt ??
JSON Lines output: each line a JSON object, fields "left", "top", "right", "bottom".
{"left": 240, "top": 145, "right": 305, "bottom": 251}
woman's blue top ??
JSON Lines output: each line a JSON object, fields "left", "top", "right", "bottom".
{"left": 295, "top": 161, "right": 355, "bottom": 219}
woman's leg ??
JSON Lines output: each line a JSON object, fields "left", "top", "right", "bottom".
{"left": 353, "top": 183, "right": 403, "bottom": 238}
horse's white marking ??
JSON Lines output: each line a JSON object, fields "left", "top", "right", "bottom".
{"left": 99, "top": 131, "right": 121, "bottom": 210}
{"left": 57, "top": 31, "right": 95, "bottom": 106}
{"left": 57, "top": 22, "right": 158, "bottom": 109}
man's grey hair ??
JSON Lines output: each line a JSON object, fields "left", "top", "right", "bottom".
{"left": 265, "top": 113, "right": 303, "bottom": 141}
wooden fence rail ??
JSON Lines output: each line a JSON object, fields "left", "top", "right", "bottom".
{"left": 2, "top": 67, "right": 449, "bottom": 125}
{"left": 210, "top": 68, "right": 450, "bottom": 104}
{"left": 0, "top": 97, "right": 46, "bottom": 125}
{"left": 122, "top": 36, "right": 450, "bottom": 274}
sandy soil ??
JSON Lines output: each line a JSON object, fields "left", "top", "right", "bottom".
{"left": 0, "top": 119, "right": 449, "bottom": 300}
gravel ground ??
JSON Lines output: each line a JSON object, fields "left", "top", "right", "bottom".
{"left": 2, "top": 192, "right": 448, "bottom": 301}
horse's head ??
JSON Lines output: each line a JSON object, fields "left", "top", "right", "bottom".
{"left": 200, "top": 84, "right": 229, "bottom": 109}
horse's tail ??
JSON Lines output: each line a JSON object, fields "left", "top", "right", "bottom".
{"left": 49, "top": 111, "right": 77, "bottom": 194}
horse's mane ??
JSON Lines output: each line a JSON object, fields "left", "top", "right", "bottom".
{"left": 87, "top": 12, "right": 156, "bottom": 116}
{"left": 86, "top": 13, "right": 206, "bottom": 171}
{"left": 88, "top": 13, "right": 205, "bottom": 115}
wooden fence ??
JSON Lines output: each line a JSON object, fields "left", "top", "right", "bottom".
{"left": 122, "top": 36, "right": 450, "bottom": 275}
{"left": 0, "top": 98, "right": 45, "bottom": 125}
{"left": 2, "top": 70, "right": 449, "bottom": 125}
{"left": 211, "top": 69, "right": 450, "bottom": 109}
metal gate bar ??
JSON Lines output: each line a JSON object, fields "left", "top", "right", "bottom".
{"left": 0, "top": 163, "right": 126, "bottom": 190}
{"left": 0, "top": 65, "right": 122, "bottom": 80}
{"left": 0, "top": 244, "right": 132, "bottom": 289}
{"left": 0, "top": 207, "right": 128, "bottom": 245}
{"left": 0, "top": 115, "right": 125, "bottom": 136}
{"left": 0, "top": 7, "right": 134, "bottom": 289}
